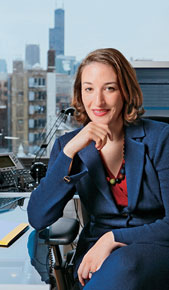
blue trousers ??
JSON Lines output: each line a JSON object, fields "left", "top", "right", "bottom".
{"left": 77, "top": 243, "right": 169, "bottom": 290}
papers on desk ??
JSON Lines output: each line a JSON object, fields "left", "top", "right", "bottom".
{"left": 0, "top": 221, "right": 29, "bottom": 247}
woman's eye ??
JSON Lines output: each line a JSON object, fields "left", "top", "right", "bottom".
{"left": 106, "top": 86, "right": 115, "bottom": 91}
{"left": 85, "top": 87, "right": 93, "bottom": 92}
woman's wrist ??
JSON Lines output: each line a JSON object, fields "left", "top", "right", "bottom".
{"left": 105, "top": 231, "right": 115, "bottom": 247}
{"left": 97, "top": 231, "right": 115, "bottom": 252}
{"left": 63, "top": 143, "right": 76, "bottom": 159}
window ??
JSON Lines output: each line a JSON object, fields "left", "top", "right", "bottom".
{"left": 29, "top": 132, "right": 34, "bottom": 143}
{"left": 3, "top": 90, "right": 8, "bottom": 97}
{"left": 28, "top": 78, "right": 35, "bottom": 88}
{"left": 34, "top": 105, "right": 46, "bottom": 114}
{"left": 29, "top": 105, "right": 35, "bottom": 115}
{"left": 29, "top": 119, "right": 34, "bottom": 128}
{"left": 1, "top": 1, "right": 169, "bottom": 157}
{"left": 29, "top": 91, "right": 35, "bottom": 101}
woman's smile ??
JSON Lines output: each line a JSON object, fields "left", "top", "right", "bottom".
{"left": 92, "top": 108, "right": 110, "bottom": 117}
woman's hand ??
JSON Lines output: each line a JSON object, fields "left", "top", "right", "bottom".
{"left": 63, "top": 122, "right": 112, "bottom": 159}
{"left": 77, "top": 231, "right": 126, "bottom": 286}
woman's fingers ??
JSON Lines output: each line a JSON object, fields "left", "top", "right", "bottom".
{"left": 85, "top": 123, "right": 110, "bottom": 150}
{"left": 78, "top": 262, "right": 96, "bottom": 286}
{"left": 94, "top": 123, "right": 113, "bottom": 141}
{"left": 90, "top": 131, "right": 107, "bottom": 150}
{"left": 88, "top": 271, "right": 93, "bottom": 279}
{"left": 77, "top": 232, "right": 118, "bottom": 286}
{"left": 63, "top": 122, "right": 111, "bottom": 158}
{"left": 78, "top": 263, "right": 89, "bottom": 286}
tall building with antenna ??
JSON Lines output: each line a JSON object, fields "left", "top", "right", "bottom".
{"left": 49, "top": 1, "right": 64, "bottom": 56}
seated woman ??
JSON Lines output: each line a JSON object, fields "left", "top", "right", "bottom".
{"left": 27, "top": 48, "right": 169, "bottom": 290}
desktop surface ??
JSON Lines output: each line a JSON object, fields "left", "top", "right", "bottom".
{"left": 0, "top": 197, "right": 49, "bottom": 287}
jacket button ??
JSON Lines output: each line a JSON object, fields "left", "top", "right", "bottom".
{"left": 63, "top": 176, "right": 71, "bottom": 183}
{"left": 122, "top": 213, "right": 128, "bottom": 217}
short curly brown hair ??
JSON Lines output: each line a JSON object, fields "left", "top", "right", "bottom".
{"left": 72, "top": 48, "right": 144, "bottom": 125}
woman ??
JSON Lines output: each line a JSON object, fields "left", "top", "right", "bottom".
{"left": 27, "top": 48, "right": 169, "bottom": 290}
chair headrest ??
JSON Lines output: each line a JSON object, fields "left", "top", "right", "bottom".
{"left": 144, "top": 116, "right": 169, "bottom": 124}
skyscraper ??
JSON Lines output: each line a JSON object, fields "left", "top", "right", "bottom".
{"left": 25, "top": 44, "right": 40, "bottom": 68}
{"left": 49, "top": 8, "right": 64, "bottom": 56}
{"left": 0, "top": 59, "right": 7, "bottom": 73}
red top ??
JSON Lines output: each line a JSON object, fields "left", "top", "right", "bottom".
{"left": 100, "top": 153, "right": 128, "bottom": 207}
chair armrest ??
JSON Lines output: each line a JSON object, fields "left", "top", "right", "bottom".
{"left": 44, "top": 217, "right": 79, "bottom": 246}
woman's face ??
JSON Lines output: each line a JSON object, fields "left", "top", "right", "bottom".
{"left": 81, "top": 62, "right": 124, "bottom": 128}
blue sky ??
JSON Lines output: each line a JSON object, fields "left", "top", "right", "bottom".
{"left": 0, "top": 0, "right": 169, "bottom": 72}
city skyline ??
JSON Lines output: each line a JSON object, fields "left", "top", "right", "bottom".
{"left": 0, "top": 0, "right": 169, "bottom": 72}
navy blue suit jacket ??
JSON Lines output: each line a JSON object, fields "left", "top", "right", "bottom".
{"left": 27, "top": 118, "right": 169, "bottom": 265}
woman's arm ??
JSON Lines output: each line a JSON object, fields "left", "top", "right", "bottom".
{"left": 27, "top": 137, "right": 87, "bottom": 230}
{"left": 27, "top": 122, "right": 111, "bottom": 231}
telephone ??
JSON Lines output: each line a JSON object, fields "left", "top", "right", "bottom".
{"left": 0, "top": 153, "right": 35, "bottom": 192}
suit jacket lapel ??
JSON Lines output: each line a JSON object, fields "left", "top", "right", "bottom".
{"left": 125, "top": 121, "right": 145, "bottom": 211}
{"left": 78, "top": 120, "right": 146, "bottom": 213}
{"left": 78, "top": 142, "right": 119, "bottom": 214}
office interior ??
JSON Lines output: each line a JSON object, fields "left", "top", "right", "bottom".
{"left": 1, "top": 3, "right": 169, "bottom": 289}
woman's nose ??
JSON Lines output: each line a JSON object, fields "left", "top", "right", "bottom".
{"left": 95, "top": 90, "right": 105, "bottom": 106}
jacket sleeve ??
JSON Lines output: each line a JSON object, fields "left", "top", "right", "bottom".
{"left": 27, "top": 137, "right": 87, "bottom": 230}
{"left": 113, "top": 125, "right": 169, "bottom": 245}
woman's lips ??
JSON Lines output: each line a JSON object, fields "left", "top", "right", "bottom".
{"left": 92, "top": 109, "right": 109, "bottom": 116}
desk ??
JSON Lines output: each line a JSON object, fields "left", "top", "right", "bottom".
{"left": 0, "top": 192, "right": 79, "bottom": 199}
{"left": 0, "top": 192, "right": 31, "bottom": 198}
{"left": 0, "top": 285, "right": 49, "bottom": 290}
{"left": 0, "top": 197, "right": 49, "bottom": 287}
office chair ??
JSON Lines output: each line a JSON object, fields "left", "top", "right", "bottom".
{"left": 42, "top": 115, "right": 169, "bottom": 290}
{"left": 40, "top": 217, "right": 80, "bottom": 290}
{"left": 145, "top": 115, "right": 169, "bottom": 124}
